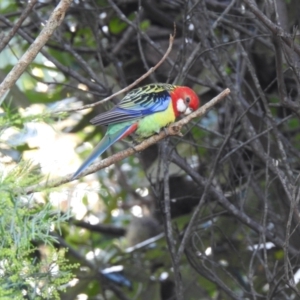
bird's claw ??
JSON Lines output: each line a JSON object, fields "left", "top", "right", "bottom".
{"left": 170, "top": 125, "right": 183, "bottom": 136}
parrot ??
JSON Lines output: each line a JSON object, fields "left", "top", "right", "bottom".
{"left": 72, "top": 83, "right": 200, "bottom": 179}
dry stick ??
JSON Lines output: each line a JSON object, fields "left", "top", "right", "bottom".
{"left": 22, "top": 88, "right": 231, "bottom": 195}
{"left": 0, "top": 0, "right": 73, "bottom": 99}
{"left": 212, "top": 0, "right": 236, "bottom": 29}
{"left": 60, "top": 31, "right": 176, "bottom": 113}
{"left": 0, "top": 0, "right": 38, "bottom": 52}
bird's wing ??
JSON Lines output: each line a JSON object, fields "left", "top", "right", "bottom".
{"left": 91, "top": 84, "right": 176, "bottom": 126}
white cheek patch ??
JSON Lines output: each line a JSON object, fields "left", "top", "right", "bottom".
{"left": 177, "top": 98, "right": 187, "bottom": 113}
{"left": 184, "top": 107, "right": 193, "bottom": 115}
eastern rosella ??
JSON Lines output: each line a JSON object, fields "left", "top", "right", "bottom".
{"left": 73, "top": 83, "right": 200, "bottom": 178}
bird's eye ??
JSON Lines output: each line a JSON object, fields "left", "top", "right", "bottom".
{"left": 185, "top": 96, "right": 191, "bottom": 104}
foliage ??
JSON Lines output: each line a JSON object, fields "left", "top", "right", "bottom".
{"left": 0, "top": 156, "right": 77, "bottom": 299}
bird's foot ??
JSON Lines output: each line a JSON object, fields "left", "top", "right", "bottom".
{"left": 161, "top": 125, "right": 183, "bottom": 137}
{"left": 169, "top": 124, "right": 183, "bottom": 136}
{"left": 122, "top": 139, "right": 139, "bottom": 153}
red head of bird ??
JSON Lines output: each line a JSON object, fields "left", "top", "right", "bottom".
{"left": 170, "top": 86, "right": 200, "bottom": 117}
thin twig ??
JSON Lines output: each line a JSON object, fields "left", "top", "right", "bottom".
{"left": 212, "top": 0, "right": 236, "bottom": 29}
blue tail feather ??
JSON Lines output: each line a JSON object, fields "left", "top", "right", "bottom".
{"left": 72, "top": 125, "right": 132, "bottom": 179}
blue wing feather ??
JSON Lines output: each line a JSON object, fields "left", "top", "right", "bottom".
{"left": 91, "top": 85, "right": 174, "bottom": 126}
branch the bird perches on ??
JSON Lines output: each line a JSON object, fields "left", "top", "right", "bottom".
{"left": 22, "top": 88, "right": 230, "bottom": 195}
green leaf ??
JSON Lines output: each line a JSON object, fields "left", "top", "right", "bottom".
{"left": 109, "top": 13, "right": 135, "bottom": 34}
{"left": 140, "top": 20, "right": 150, "bottom": 31}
